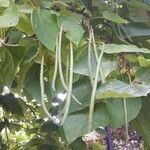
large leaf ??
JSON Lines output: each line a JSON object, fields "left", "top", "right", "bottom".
{"left": 16, "top": 13, "right": 33, "bottom": 36}
{"left": 106, "top": 98, "right": 142, "bottom": 128}
{"left": 32, "top": 8, "right": 59, "bottom": 50}
{"left": 96, "top": 79, "right": 150, "bottom": 99}
{"left": 133, "top": 68, "right": 150, "bottom": 87}
{"left": 69, "top": 79, "right": 92, "bottom": 113}
{"left": 103, "top": 11, "right": 128, "bottom": 24}
{"left": 131, "top": 96, "right": 150, "bottom": 148}
{"left": 121, "top": 23, "right": 150, "bottom": 37}
{"left": 0, "top": 47, "right": 14, "bottom": 87}
{"left": 74, "top": 49, "right": 118, "bottom": 79}
{"left": 0, "top": 0, "right": 9, "bottom": 7}
{"left": 63, "top": 103, "right": 109, "bottom": 143}
{"left": 129, "top": 9, "right": 150, "bottom": 22}
{"left": 99, "top": 44, "right": 150, "bottom": 54}
{"left": 0, "top": 5, "right": 19, "bottom": 28}
{"left": 24, "top": 63, "right": 41, "bottom": 101}
{"left": 24, "top": 63, "right": 51, "bottom": 102}
{"left": 6, "top": 46, "right": 26, "bottom": 69}
{"left": 127, "top": 0, "right": 150, "bottom": 11}
{"left": 58, "top": 16, "right": 84, "bottom": 45}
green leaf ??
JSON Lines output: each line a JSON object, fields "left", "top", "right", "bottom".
{"left": 69, "top": 79, "right": 92, "bottom": 113}
{"left": 32, "top": 8, "right": 59, "bottom": 51}
{"left": 0, "top": 46, "right": 14, "bottom": 87}
{"left": 7, "top": 28, "right": 22, "bottom": 44}
{"left": 106, "top": 98, "right": 142, "bottom": 128}
{"left": 70, "top": 137, "right": 87, "bottom": 150}
{"left": 138, "top": 56, "right": 150, "bottom": 67}
{"left": 17, "top": 46, "right": 38, "bottom": 91}
{"left": 134, "top": 68, "right": 150, "bottom": 87}
{"left": 24, "top": 63, "right": 41, "bottom": 101}
{"left": 58, "top": 16, "right": 84, "bottom": 45}
{"left": 127, "top": 0, "right": 150, "bottom": 11}
{"left": 6, "top": 46, "right": 26, "bottom": 69}
{"left": 103, "top": 11, "right": 128, "bottom": 24}
{"left": 74, "top": 49, "right": 118, "bottom": 79}
{"left": 0, "top": 4, "right": 19, "bottom": 28}
{"left": 131, "top": 96, "right": 150, "bottom": 148}
{"left": 96, "top": 80, "right": 150, "bottom": 99}
{"left": 121, "top": 23, "right": 150, "bottom": 37}
{"left": 16, "top": 13, "right": 33, "bottom": 36}
{"left": 129, "top": 9, "right": 150, "bottom": 22}
{"left": 99, "top": 44, "right": 150, "bottom": 54}
{"left": 63, "top": 103, "right": 109, "bottom": 143}
{"left": 0, "top": 0, "right": 9, "bottom": 7}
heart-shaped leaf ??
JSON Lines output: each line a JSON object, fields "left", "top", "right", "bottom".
{"left": 63, "top": 103, "right": 109, "bottom": 143}
{"left": 32, "top": 8, "right": 59, "bottom": 51}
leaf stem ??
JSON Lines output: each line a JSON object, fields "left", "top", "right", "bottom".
{"left": 88, "top": 43, "right": 105, "bottom": 132}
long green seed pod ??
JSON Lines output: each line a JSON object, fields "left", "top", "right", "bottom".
{"left": 58, "top": 26, "right": 81, "bottom": 105}
{"left": 88, "top": 43, "right": 105, "bottom": 132}
{"left": 91, "top": 28, "right": 98, "bottom": 61}
{"left": 60, "top": 41, "right": 74, "bottom": 125}
{"left": 88, "top": 29, "right": 94, "bottom": 87}
{"left": 91, "top": 28, "right": 105, "bottom": 83}
{"left": 52, "top": 38, "right": 59, "bottom": 91}
{"left": 40, "top": 56, "right": 54, "bottom": 121}
{"left": 123, "top": 97, "right": 129, "bottom": 143}
{"left": 58, "top": 25, "right": 68, "bottom": 90}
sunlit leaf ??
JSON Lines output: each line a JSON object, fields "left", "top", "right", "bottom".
{"left": 96, "top": 80, "right": 150, "bottom": 99}
{"left": 99, "top": 44, "right": 150, "bottom": 54}
{"left": 58, "top": 16, "right": 84, "bottom": 45}
{"left": 0, "top": 0, "right": 9, "bottom": 7}
{"left": 32, "top": 8, "right": 59, "bottom": 50}
{"left": 0, "top": 5, "right": 19, "bottom": 28}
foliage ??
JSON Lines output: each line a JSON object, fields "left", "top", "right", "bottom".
{"left": 0, "top": 0, "right": 150, "bottom": 149}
